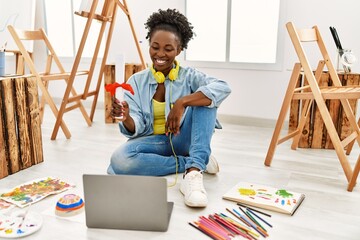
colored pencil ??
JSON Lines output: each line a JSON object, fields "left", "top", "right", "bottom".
{"left": 211, "top": 214, "right": 240, "bottom": 237}
{"left": 197, "top": 217, "right": 231, "bottom": 240}
{"left": 221, "top": 211, "right": 252, "bottom": 233}
{"left": 238, "top": 206, "right": 267, "bottom": 232}
{"left": 234, "top": 208, "right": 268, "bottom": 238}
{"left": 225, "top": 209, "right": 254, "bottom": 232}
{"left": 247, "top": 208, "right": 273, "bottom": 228}
{"left": 237, "top": 203, "right": 272, "bottom": 217}
{"left": 238, "top": 205, "right": 265, "bottom": 231}
{"left": 189, "top": 222, "right": 218, "bottom": 240}
{"left": 212, "top": 214, "right": 242, "bottom": 235}
{"left": 224, "top": 209, "right": 260, "bottom": 239}
{"left": 202, "top": 215, "right": 234, "bottom": 238}
{"left": 227, "top": 208, "right": 251, "bottom": 227}
{"left": 214, "top": 213, "right": 256, "bottom": 240}
{"left": 196, "top": 221, "right": 229, "bottom": 240}
{"left": 218, "top": 215, "right": 256, "bottom": 240}
{"left": 244, "top": 210, "right": 267, "bottom": 232}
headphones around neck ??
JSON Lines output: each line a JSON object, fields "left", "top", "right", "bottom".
{"left": 150, "top": 60, "right": 179, "bottom": 83}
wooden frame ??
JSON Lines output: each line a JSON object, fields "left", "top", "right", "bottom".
{"left": 264, "top": 22, "right": 360, "bottom": 192}
{"left": 8, "top": 0, "right": 145, "bottom": 140}
{"left": 49, "top": 0, "right": 145, "bottom": 140}
{"left": 7, "top": 26, "right": 91, "bottom": 139}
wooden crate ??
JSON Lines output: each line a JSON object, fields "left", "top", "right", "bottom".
{"left": 104, "top": 63, "right": 145, "bottom": 123}
{"left": 289, "top": 72, "right": 360, "bottom": 149}
{"left": 0, "top": 75, "right": 43, "bottom": 179}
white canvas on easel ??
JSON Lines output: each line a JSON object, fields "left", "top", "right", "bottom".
{"left": 78, "top": 0, "right": 105, "bottom": 15}
{"left": 43, "top": 0, "right": 106, "bottom": 58}
{"left": 0, "top": 0, "right": 36, "bottom": 52}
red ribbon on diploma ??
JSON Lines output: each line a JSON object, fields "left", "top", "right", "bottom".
{"left": 105, "top": 82, "right": 135, "bottom": 96}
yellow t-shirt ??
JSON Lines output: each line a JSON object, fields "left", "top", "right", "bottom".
{"left": 153, "top": 99, "right": 166, "bottom": 135}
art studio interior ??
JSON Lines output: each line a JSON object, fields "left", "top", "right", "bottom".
{"left": 0, "top": 0, "right": 360, "bottom": 239}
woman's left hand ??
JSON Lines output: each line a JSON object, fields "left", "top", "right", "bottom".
{"left": 165, "top": 92, "right": 211, "bottom": 136}
{"left": 165, "top": 100, "right": 184, "bottom": 136}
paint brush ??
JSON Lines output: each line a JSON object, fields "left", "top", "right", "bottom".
{"left": 17, "top": 207, "right": 30, "bottom": 229}
{"left": 332, "top": 27, "right": 343, "bottom": 50}
{"left": 329, "top": 27, "right": 341, "bottom": 50}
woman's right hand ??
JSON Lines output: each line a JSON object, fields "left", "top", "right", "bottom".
{"left": 111, "top": 98, "right": 129, "bottom": 121}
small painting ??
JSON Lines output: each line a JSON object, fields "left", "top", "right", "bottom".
{"left": 0, "top": 177, "right": 74, "bottom": 208}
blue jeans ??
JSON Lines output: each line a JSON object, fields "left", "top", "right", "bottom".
{"left": 107, "top": 106, "right": 217, "bottom": 176}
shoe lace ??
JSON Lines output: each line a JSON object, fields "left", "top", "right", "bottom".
{"left": 187, "top": 173, "right": 205, "bottom": 192}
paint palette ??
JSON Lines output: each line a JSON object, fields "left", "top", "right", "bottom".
{"left": 0, "top": 211, "right": 42, "bottom": 238}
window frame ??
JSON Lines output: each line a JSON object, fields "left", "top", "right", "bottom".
{"left": 183, "top": 0, "right": 286, "bottom": 71}
{"left": 43, "top": 0, "right": 105, "bottom": 61}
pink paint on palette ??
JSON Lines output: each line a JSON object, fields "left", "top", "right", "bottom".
{"left": 0, "top": 199, "right": 14, "bottom": 215}
{"left": 0, "top": 199, "right": 13, "bottom": 210}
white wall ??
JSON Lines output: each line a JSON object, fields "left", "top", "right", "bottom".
{"left": 5, "top": 0, "right": 360, "bottom": 121}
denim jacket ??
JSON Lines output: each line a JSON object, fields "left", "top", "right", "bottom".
{"left": 119, "top": 65, "right": 231, "bottom": 138}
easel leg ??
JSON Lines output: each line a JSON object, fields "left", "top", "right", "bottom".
{"left": 348, "top": 154, "right": 360, "bottom": 191}
{"left": 264, "top": 63, "right": 302, "bottom": 166}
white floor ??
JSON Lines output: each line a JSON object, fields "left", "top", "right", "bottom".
{"left": 1, "top": 108, "right": 360, "bottom": 240}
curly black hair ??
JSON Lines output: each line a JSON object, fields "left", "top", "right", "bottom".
{"left": 145, "top": 9, "right": 194, "bottom": 50}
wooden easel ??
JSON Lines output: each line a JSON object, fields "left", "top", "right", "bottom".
{"left": 50, "top": 0, "right": 145, "bottom": 140}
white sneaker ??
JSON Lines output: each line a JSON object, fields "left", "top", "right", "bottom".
{"left": 180, "top": 171, "right": 208, "bottom": 207}
{"left": 204, "top": 155, "right": 219, "bottom": 174}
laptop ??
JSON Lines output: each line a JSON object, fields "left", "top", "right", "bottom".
{"left": 82, "top": 174, "right": 174, "bottom": 232}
